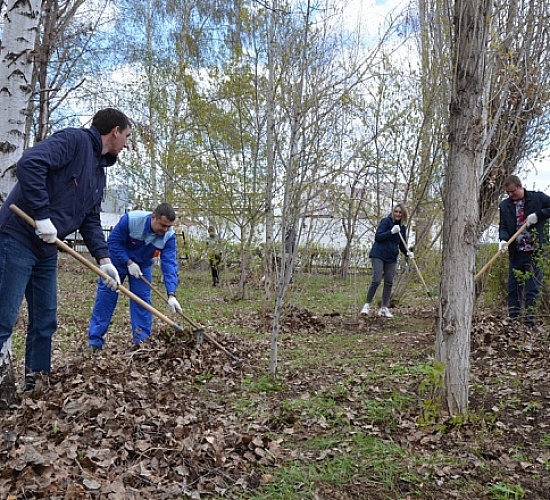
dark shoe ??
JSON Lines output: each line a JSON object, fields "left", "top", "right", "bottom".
{"left": 24, "top": 374, "right": 36, "bottom": 392}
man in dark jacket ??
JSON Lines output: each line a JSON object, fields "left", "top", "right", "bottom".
{"left": 0, "top": 108, "right": 131, "bottom": 390}
{"left": 498, "top": 175, "right": 550, "bottom": 328}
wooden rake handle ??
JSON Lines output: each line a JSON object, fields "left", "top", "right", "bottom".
{"left": 474, "top": 221, "right": 529, "bottom": 282}
{"left": 398, "top": 231, "right": 432, "bottom": 299}
{"left": 10, "top": 204, "right": 184, "bottom": 332}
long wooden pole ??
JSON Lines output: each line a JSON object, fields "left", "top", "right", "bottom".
{"left": 398, "top": 231, "right": 434, "bottom": 300}
{"left": 474, "top": 221, "right": 529, "bottom": 282}
{"left": 10, "top": 204, "right": 184, "bottom": 333}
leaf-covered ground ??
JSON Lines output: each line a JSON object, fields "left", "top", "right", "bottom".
{"left": 1, "top": 256, "right": 550, "bottom": 499}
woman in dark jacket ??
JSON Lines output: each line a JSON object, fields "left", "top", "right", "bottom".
{"left": 360, "top": 203, "right": 413, "bottom": 318}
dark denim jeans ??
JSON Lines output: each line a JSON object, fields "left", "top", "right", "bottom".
{"left": 508, "top": 251, "right": 542, "bottom": 327}
{"left": 0, "top": 233, "right": 57, "bottom": 374}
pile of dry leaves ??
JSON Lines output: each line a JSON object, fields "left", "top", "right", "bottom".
{"left": 2, "top": 305, "right": 550, "bottom": 499}
{"left": 0, "top": 330, "right": 274, "bottom": 499}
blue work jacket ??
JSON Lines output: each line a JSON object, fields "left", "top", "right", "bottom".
{"left": 108, "top": 211, "right": 179, "bottom": 294}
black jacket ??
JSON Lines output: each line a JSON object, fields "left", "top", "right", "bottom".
{"left": 369, "top": 214, "right": 408, "bottom": 263}
{"left": 0, "top": 126, "right": 115, "bottom": 261}
{"left": 499, "top": 189, "right": 550, "bottom": 258}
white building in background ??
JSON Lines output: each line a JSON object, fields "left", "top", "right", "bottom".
{"left": 101, "top": 183, "right": 131, "bottom": 227}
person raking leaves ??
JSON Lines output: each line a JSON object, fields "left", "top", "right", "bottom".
{"left": 87, "top": 203, "right": 182, "bottom": 351}
{"left": 0, "top": 108, "right": 132, "bottom": 391}
{"left": 498, "top": 175, "right": 550, "bottom": 329}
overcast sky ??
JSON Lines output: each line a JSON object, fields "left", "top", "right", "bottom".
{"left": 524, "top": 158, "right": 550, "bottom": 192}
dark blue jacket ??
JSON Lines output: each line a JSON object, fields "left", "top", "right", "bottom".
{"left": 499, "top": 189, "right": 550, "bottom": 258}
{"left": 369, "top": 214, "right": 408, "bottom": 263}
{"left": 0, "top": 127, "right": 114, "bottom": 261}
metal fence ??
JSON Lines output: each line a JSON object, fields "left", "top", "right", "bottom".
{"left": 62, "top": 228, "right": 113, "bottom": 253}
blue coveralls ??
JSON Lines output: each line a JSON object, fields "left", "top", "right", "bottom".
{"left": 88, "top": 211, "right": 178, "bottom": 348}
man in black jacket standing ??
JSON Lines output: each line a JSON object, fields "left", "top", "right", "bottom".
{"left": 499, "top": 175, "right": 550, "bottom": 328}
{"left": 0, "top": 108, "right": 131, "bottom": 390}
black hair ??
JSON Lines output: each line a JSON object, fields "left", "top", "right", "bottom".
{"left": 153, "top": 203, "right": 176, "bottom": 221}
{"left": 91, "top": 108, "right": 132, "bottom": 135}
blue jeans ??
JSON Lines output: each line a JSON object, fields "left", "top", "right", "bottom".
{"left": 88, "top": 264, "right": 153, "bottom": 348}
{"left": 366, "top": 258, "right": 397, "bottom": 308}
{"left": 0, "top": 233, "right": 57, "bottom": 374}
{"left": 508, "top": 252, "right": 542, "bottom": 327}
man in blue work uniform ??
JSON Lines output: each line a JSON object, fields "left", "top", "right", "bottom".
{"left": 88, "top": 203, "right": 182, "bottom": 350}
{"left": 0, "top": 108, "right": 131, "bottom": 391}
{"left": 499, "top": 175, "right": 550, "bottom": 328}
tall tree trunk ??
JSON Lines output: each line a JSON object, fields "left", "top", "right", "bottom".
{"left": 0, "top": 0, "right": 42, "bottom": 200}
{"left": 435, "top": 0, "right": 491, "bottom": 415}
{"left": 0, "top": 0, "right": 42, "bottom": 405}
{"left": 265, "top": 0, "right": 277, "bottom": 372}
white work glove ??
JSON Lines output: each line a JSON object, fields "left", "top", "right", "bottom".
{"left": 526, "top": 213, "right": 538, "bottom": 225}
{"left": 391, "top": 225, "right": 400, "bottom": 234}
{"left": 100, "top": 263, "right": 121, "bottom": 291}
{"left": 127, "top": 261, "right": 142, "bottom": 278}
{"left": 407, "top": 251, "right": 414, "bottom": 259}
{"left": 499, "top": 240, "right": 508, "bottom": 253}
{"left": 34, "top": 218, "right": 57, "bottom": 244}
{"left": 168, "top": 295, "right": 182, "bottom": 313}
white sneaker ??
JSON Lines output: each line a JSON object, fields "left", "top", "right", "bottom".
{"left": 360, "top": 303, "right": 370, "bottom": 315}
{"left": 377, "top": 307, "right": 394, "bottom": 318}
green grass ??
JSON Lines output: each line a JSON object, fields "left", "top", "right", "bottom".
{"left": 252, "top": 434, "right": 416, "bottom": 499}
{"left": 488, "top": 482, "right": 525, "bottom": 500}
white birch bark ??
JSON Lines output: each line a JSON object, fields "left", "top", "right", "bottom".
{"left": 0, "top": 0, "right": 42, "bottom": 201}
{"left": 0, "top": 0, "right": 41, "bottom": 405}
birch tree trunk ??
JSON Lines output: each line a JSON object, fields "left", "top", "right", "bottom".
{"left": 0, "top": 0, "right": 41, "bottom": 405}
{"left": 0, "top": 0, "right": 42, "bottom": 199}
{"left": 435, "top": 0, "right": 491, "bottom": 415}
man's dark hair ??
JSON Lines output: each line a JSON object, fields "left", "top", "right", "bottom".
{"left": 503, "top": 175, "right": 522, "bottom": 188}
{"left": 92, "top": 108, "right": 132, "bottom": 135}
{"left": 153, "top": 203, "right": 176, "bottom": 221}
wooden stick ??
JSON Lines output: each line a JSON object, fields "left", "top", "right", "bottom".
{"left": 474, "top": 221, "right": 529, "bottom": 282}
{"left": 10, "top": 204, "right": 184, "bottom": 333}
{"left": 398, "top": 231, "right": 433, "bottom": 300}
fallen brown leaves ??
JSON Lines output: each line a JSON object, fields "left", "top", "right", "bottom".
{"left": 0, "top": 331, "right": 278, "bottom": 499}
{"left": 2, "top": 296, "right": 550, "bottom": 499}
